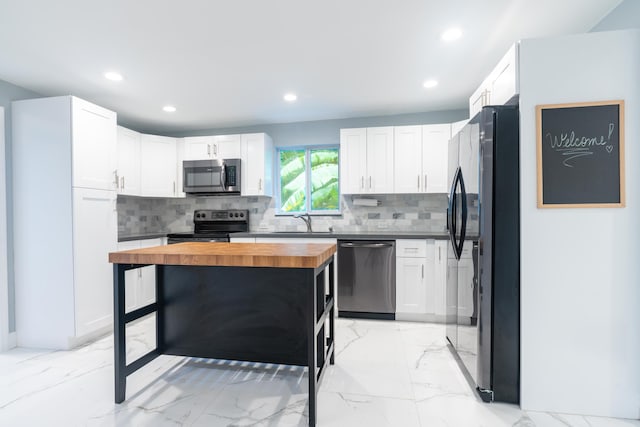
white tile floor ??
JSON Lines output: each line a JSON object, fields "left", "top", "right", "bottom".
{"left": 0, "top": 317, "right": 638, "bottom": 426}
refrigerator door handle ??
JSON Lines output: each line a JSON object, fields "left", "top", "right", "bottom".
{"left": 448, "top": 167, "right": 461, "bottom": 257}
{"left": 455, "top": 169, "right": 468, "bottom": 260}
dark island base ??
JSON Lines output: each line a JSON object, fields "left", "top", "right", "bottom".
{"left": 113, "top": 260, "right": 335, "bottom": 427}
{"left": 162, "top": 265, "right": 315, "bottom": 366}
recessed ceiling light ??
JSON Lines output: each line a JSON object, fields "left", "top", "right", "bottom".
{"left": 423, "top": 80, "right": 438, "bottom": 89}
{"left": 162, "top": 105, "right": 177, "bottom": 113}
{"left": 104, "top": 71, "right": 123, "bottom": 81}
{"left": 441, "top": 28, "right": 462, "bottom": 42}
{"left": 283, "top": 93, "right": 297, "bottom": 102}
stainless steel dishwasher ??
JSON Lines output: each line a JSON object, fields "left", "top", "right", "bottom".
{"left": 337, "top": 240, "right": 396, "bottom": 320}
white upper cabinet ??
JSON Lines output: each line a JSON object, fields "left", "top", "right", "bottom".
{"left": 394, "top": 126, "right": 423, "bottom": 193}
{"left": 340, "top": 127, "right": 393, "bottom": 194}
{"left": 140, "top": 134, "right": 178, "bottom": 197}
{"left": 183, "top": 134, "right": 241, "bottom": 160}
{"left": 469, "top": 43, "right": 519, "bottom": 117}
{"left": 213, "top": 134, "right": 242, "bottom": 158}
{"left": 339, "top": 128, "right": 367, "bottom": 193}
{"left": 421, "top": 124, "right": 451, "bottom": 193}
{"left": 116, "top": 126, "right": 141, "bottom": 196}
{"left": 71, "top": 97, "right": 117, "bottom": 190}
{"left": 366, "top": 127, "right": 394, "bottom": 193}
{"left": 183, "top": 136, "right": 214, "bottom": 160}
{"left": 241, "top": 133, "right": 273, "bottom": 196}
{"left": 394, "top": 124, "right": 450, "bottom": 194}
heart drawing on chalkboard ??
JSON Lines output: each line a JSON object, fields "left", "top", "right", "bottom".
{"left": 606, "top": 145, "right": 613, "bottom": 153}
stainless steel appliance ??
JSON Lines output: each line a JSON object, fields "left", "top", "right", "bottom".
{"left": 337, "top": 240, "right": 395, "bottom": 320}
{"left": 183, "top": 158, "right": 241, "bottom": 195}
{"left": 446, "top": 104, "right": 520, "bottom": 403}
{"left": 167, "top": 209, "right": 249, "bottom": 243}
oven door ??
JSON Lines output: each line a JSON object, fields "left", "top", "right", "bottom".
{"left": 167, "top": 233, "right": 230, "bottom": 244}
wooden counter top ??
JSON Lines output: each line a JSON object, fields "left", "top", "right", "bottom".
{"left": 109, "top": 242, "right": 336, "bottom": 269}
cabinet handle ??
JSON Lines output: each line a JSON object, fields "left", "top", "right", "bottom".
{"left": 438, "top": 246, "right": 441, "bottom": 262}
{"left": 173, "top": 181, "right": 176, "bottom": 195}
{"left": 120, "top": 176, "right": 124, "bottom": 190}
{"left": 113, "top": 170, "right": 119, "bottom": 189}
{"left": 207, "top": 144, "right": 211, "bottom": 156}
{"left": 214, "top": 144, "right": 218, "bottom": 156}
{"left": 424, "top": 174, "right": 427, "bottom": 192}
{"left": 361, "top": 176, "right": 364, "bottom": 189}
{"left": 369, "top": 176, "right": 372, "bottom": 189}
{"left": 417, "top": 175, "right": 420, "bottom": 190}
{"left": 422, "top": 264, "right": 424, "bottom": 279}
{"left": 258, "top": 178, "right": 262, "bottom": 191}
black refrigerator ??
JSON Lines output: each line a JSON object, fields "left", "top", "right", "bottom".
{"left": 446, "top": 104, "right": 520, "bottom": 403}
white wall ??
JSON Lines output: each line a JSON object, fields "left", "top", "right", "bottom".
{"left": 519, "top": 30, "right": 640, "bottom": 419}
{"left": 0, "top": 107, "right": 8, "bottom": 351}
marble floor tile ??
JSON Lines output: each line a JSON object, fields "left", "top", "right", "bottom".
{"left": 0, "top": 317, "right": 638, "bottom": 427}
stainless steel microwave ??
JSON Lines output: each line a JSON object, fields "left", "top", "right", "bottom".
{"left": 183, "top": 158, "right": 241, "bottom": 195}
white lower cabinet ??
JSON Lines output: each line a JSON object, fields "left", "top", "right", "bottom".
{"left": 396, "top": 239, "right": 448, "bottom": 322}
{"left": 229, "top": 237, "right": 256, "bottom": 243}
{"left": 434, "top": 240, "right": 447, "bottom": 321}
{"left": 116, "top": 238, "right": 163, "bottom": 312}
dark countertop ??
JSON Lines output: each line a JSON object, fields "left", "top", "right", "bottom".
{"left": 118, "top": 231, "right": 474, "bottom": 242}
{"left": 233, "top": 231, "right": 451, "bottom": 240}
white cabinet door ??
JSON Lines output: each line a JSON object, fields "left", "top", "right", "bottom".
{"left": 423, "top": 241, "right": 436, "bottom": 314}
{"left": 116, "top": 126, "right": 141, "bottom": 196}
{"left": 71, "top": 97, "right": 117, "bottom": 190}
{"left": 140, "top": 134, "right": 178, "bottom": 197}
{"left": 116, "top": 240, "right": 140, "bottom": 313}
{"left": 138, "top": 238, "right": 161, "bottom": 307}
{"left": 433, "top": 240, "right": 448, "bottom": 319}
{"left": 339, "top": 128, "right": 367, "bottom": 194}
{"left": 490, "top": 44, "right": 518, "bottom": 106}
{"left": 422, "top": 124, "right": 451, "bottom": 193}
{"left": 396, "top": 257, "right": 426, "bottom": 314}
{"left": 183, "top": 136, "right": 214, "bottom": 160}
{"left": 366, "top": 127, "right": 394, "bottom": 193}
{"left": 230, "top": 237, "right": 256, "bottom": 243}
{"left": 241, "top": 133, "right": 273, "bottom": 196}
{"left": 72, "top": 188, "right": 116, "bottom": 337}
{"left": 213, "top": 134, "right": 241, "bottom": 159}
{"left": 394, "top": 125, "right": 422, "bottom": 194}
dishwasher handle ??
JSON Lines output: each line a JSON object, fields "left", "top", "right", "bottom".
{"left": 339, "top": 242, "right": 394, "bottom": 249}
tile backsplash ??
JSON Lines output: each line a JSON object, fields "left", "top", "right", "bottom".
{"left": 117, "top": 194, "right": 449, "bottom": 236}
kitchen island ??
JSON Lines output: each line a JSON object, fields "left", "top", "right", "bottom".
{"left": 108, "top": 242, "right": 336, "bottom": 427}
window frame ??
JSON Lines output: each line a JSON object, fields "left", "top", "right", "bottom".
{"left": 275, "top": 145, "right": 341, "bottom": 216}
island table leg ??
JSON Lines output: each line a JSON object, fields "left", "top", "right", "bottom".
{"left": 307, "top": 269, "right": 318, "bottom": 427}
{"left": 113, "top": 264, "right": 126, "bottom": 403}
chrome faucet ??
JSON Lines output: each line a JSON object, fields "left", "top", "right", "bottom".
{"left": 294, "top": 213, "right": 312, "bottom": 232}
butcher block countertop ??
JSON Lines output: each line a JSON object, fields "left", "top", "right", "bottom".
{"left": 108, "top": 242, "right": 336, "bottom": 269}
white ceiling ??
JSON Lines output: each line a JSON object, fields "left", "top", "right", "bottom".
{"left": 0, "top": 0, "right": 622, "bottom": 133}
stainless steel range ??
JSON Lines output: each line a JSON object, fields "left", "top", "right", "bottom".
{"left": 167, "top": 209, "right": 249, "bottom": 243}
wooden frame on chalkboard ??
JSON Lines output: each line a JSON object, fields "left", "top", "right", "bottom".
{"left": 536, "top": 100, "right": 625, "bottom": 208}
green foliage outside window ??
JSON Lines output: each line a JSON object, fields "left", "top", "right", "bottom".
{"left": 279, "top": 147, "right": 339, "bottom": 213}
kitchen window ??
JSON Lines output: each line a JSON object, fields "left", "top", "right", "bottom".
{"left": 277, "top": 146, "right": 340, "bottom": 214}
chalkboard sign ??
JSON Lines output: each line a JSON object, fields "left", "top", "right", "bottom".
{"left": 536, "top": 100, "right": 625, "bottom": 208}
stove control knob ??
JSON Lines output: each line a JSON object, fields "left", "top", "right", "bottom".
{"left": 240, "top": 212, "right": 244, "bottom": 218}
{"left": 228, "top": 213, "right": 233, "bottom": 218}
